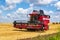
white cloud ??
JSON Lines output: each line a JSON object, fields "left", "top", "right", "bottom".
{"left": 0, "top": 5, "right": 16, "bottom": 10}
{"left": 38, "top": 0, "right": 52, "bottom": 5}
{"left": 55, "top": 16, "right": 59, "bottom": 18}
{"left": 44, "top": 10, "right": 53, "bottom": 15}
{"left": 30, "top": 4, "right": 34, "bottom": 7}
{"left": 25, "top": 0, "right": 58, "bottom": 5}
{"left": 0, "top": 5, "right": 4, "bottom": 9}
{"left": 3, "top": 0, "right": 22, "bottom": 11}
{"left": 15, "top": 7, "right": 32, "bottom": 18}
{"left": 49, "top": 11, "right": 53, "bottom": 14}
{"left": 0, "top": 10, "right": 2, "bottom": 14}
{"left": 16, "top": 8, "right": 29, "bottom": 14}
{"left": 7, "top": 13, "right": 11, "bottom": 17}
{"left": 6, "top": 0, "right": 22, "bottom": 4}
{"left": 38, "top": 0, "right": 58, "bottom": 5}
{"left": 55, "top": 1, "right": 60, "bottom": 9}
{"left": 6, "top": 5, "right": 16, "bottom": 10}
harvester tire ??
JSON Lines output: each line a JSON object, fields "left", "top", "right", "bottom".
{"left": 27, "top": 29, "right": 31, "bottom": 31}
{"left": 40, "top": 25, "right": 44, "bottom": 31}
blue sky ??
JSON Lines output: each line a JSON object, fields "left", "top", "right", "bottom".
{"left": 0, "top": 0, "right": 60, "bottom": 22}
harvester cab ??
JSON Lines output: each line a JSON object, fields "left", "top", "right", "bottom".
{"left": 29, "top": 10, "right": 50, "bottom": 24}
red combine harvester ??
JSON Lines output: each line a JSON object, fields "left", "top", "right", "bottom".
{"left": 13, "top": 10, "right": 50, "bottom": 31}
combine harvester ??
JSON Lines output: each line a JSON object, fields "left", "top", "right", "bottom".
{"left": 13, "top": 10, "right": 50, "bottom": 31}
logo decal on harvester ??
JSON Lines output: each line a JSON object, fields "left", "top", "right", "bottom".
{"left": 43, "top": 18, "right": 49, "bottom": 20}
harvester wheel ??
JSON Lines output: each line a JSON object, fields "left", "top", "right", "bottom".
{"left": 44, "top": 25, "right": 49, "bottom": 30}
{"left": 40, "top": 25, "right": 44, "bottom": 31}
{"left": 27, "top": 29, "right": 31, "bottom": 31}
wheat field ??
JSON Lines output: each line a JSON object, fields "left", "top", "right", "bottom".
{"left": 0, "top": 23, "right": 60, "bottom": 40}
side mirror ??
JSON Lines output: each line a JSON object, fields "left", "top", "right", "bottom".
{"left": 49, "top": 16, "right": 50, "bottom": 18}
{"left": 47, "top": 15, "right": 50, "bottom": 18}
